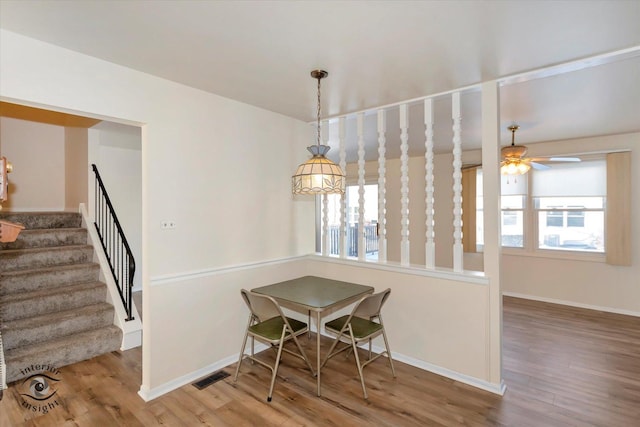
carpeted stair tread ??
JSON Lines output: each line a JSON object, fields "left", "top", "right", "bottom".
{"left": 0, "top": 244, "right": 94, "bottom": 272}
{"left": 0, "top": 227, "right": 87, "bottom": 250}
{"left": 1, "top": 282, "right": 107, "bottom": 321}
{"left": 0, "top": 262, "right": 100, "bottom": 295}
{"left": 0, "top": 211, "right": 125, "bottom": 386}
{"left": 1, "top": 303, "right": 115, "bottom": 351}
{"left": 0, "top": 211, "right": 82, "bottom": 230}
{"left": 5, "top": 325, "right": 122, "bottom": 383}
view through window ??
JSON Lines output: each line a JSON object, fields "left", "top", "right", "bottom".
{"left": 476, "top": 159, "right": 605, "bottom": 254}
{"left": 325, "top": 184, "right": 379, "bottom": 259}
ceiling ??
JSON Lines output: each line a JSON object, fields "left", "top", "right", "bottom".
{"left": 1, "top": 1, "right": 639, "bottom": 160}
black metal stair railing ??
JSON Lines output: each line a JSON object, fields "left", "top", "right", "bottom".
{"left": 91, "top": 164, "right": 135, "bottom": 321}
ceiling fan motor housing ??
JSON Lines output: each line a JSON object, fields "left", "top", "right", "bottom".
{"left": 501, "top": 144, "right": 528, "bottom": 159}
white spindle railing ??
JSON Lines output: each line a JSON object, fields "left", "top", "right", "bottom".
{"left": 377, "top": 109, "right": 387, "bottom": 262}
{"left": 322, "top": 120, "right": 330, "bottom": 256}
{"left": 452, "top": 92, "right": 464, "bottom": 272}
{"left": 399, "top": 104, "right": 410, "bottom": 266}
{"left": 338, "top": 117, "right": 347, "bottom": 258}
{"left": 357, "top": 113, "right": 366, "bottom": 261}
{"left": 425, "top": 98, "right": 435, "bottom": 268}
{"left": 319, "top": 86, "right": 479, "bottom": 272}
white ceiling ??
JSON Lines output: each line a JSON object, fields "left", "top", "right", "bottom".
{"left": 1, "top": 0, "right": 639, "bottom": 160}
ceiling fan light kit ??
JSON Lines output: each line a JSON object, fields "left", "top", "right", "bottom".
{"left": 292, "top": 70, "right": 346, "bottom": 195}
{"left": 500, "top": 125, "right": 530, "bottom": 176}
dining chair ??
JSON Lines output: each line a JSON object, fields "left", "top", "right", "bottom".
{"left": 321, "top": 288, "right": 396, "bottom": 399}
{"left": 234, "top": 289, "right": 315, "bottom": 402}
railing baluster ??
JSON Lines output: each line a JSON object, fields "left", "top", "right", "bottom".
{"left": 91, "top": 164, "right": 135, "bottom": 321}
{"left": 357, "top": 113, "right": 366, "bottom": 261}
{"left": 400, "top": 104, "right": 410, "bottom": 266}
{"left": 377, "top": 109, "right": 387, "bottom": 262}
{"left": 452, "top": 92, "right": 464, "bottom": 272}
{"left": 425, "top": 98, "right": 436, "bottom": 268}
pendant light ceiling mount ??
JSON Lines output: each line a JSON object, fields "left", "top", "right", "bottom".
{"left": 310, "top": 69, "right": 328, "bottom": 80}
{"left": 291, "top": 69, "right": 345, "bottom": 195}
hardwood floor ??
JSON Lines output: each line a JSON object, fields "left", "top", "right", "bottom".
{"left": 1, "top": 296, "right": 639, "bottom": 426}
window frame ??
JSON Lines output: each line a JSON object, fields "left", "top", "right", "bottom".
{"left": 480, "top": 158, "right": 607, "bottom": 262}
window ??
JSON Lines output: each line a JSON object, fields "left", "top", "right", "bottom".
{"left": 501, "top": 194, "right": 525, "bottom": 248}
{"left": 475, "top": 170, "right": 526, "bottom": 249}
{"left": 323, "top": 184, "right": 379, "bottom": 259}
{"left": 535, "top": 196, "right": 604, "bottom": 252}
{"left": 533, "top": 159, "right": 605, "bottom": 253}
{"left": 475, "top": 158, "right": 606, "bottom": 255}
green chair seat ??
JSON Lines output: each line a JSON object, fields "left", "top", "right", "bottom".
{"left": 235, "top": 289, "right": 315, "bottom": 402}
{"left": 326, "top": 315, "right": 382, "bottom": 339}
{"left": 321, "top": 289, "right": 395, "bottom": 399}
{"left": 249, "top": 316, "right": 307, "bottom": 341}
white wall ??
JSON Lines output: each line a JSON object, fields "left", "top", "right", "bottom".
{"left": 0, "top": 116, "right": 65, "bottom": 211}
{"left": 0, "top": 29, "right": 314, "bottom": 394}
{"left": 89, "top": 122, "right": 143, "bottom": 290}
{"left": 64, "top": 126, "right": 88, "bottom": 210}
{"left": 305, "top": 258, "right": 493, "bottom": 386}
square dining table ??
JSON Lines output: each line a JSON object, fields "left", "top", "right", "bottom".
{"left": 252, "top": 275, "right": 374, "bottom": 396}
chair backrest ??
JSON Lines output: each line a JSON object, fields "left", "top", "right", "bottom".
{"left": 353, "top": 288, "right": 391, "bottom": 319}
{"left": 240, "top": 289, "right": 284, "bottom": 322}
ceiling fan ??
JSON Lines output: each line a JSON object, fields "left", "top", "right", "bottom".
{"left": 500, "top": 125, "right": 580, "bottom": 176}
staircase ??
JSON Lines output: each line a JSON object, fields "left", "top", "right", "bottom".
{"left": 0, "top": 211, "right": 121, "bottom": 384}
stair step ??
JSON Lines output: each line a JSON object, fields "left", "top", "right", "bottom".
{"left": 1, "top": 303, "right": 115, "bottom": 351}
{"left": 1, "top": 282, "right": 107, "bottom": 321}
{"left": 0, "top": 262, "right": 100, "bottom": 295}
{"left": 0, "top": 227, "right": 87, "bottom": 250}
{"left": 0, "top": 244, "right": 94, "bottom": 272}
{"left": 5, "top": 325, "right": 122, "bottom": 383}
{"left": 0, "top": 211, "right": 82, "bottom": 230}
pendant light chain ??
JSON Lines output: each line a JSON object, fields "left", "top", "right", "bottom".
{"left": 316, "top": 75, "right": 322, "bottom": 148}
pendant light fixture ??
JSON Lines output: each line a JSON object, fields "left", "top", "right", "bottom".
{"left": 292, "top": 70, "right": 345, "bottom": 195}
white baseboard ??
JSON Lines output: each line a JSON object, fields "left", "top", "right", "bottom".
{"left": 137, "top": 343, "right": 269, "bottom": 402}
{"left": 503, "top": 292, "right": 640, "bottom": 318}
{"left": 365, "top": 341, "right": 506, "bottom": 396}
{"left": 138, "top": 335, "right": 504, "bottom": 401}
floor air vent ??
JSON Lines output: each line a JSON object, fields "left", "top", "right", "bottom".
{"left": 192, "top": 370, "right": 230, "bottom": 390}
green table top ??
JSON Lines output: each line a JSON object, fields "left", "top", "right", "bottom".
{"left": 252, "top": 276, "right": 373, "bottom": 311}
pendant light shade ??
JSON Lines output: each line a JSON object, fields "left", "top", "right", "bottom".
{"left": 292, "top": 145, "right": 345, "bottom": 194}
{"left": 292, "top": 70, "right": 345, "bottom": 195}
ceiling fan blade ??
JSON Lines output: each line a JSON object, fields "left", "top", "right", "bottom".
{"left": 549, "top": 157, "right": 581, "bottom": 162}
{"left": 528, "top": 156, "right": 581, "bottom": 162}
{"left": 529, "top": 161, "right": 550, "bottom": 170}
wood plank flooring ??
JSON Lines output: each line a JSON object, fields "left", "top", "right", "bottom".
{"left": 1, "top": 296, "right": 639, "bottom": 426}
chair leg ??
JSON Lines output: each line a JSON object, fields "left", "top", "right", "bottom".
{"left": 234, "top": 329, "right": 250, "bottom": 382}
{"left": 291, "top": 333, "right": 316, "bottom": 376}
{"left": 267, "top": 326, "right": 288, "bottom": 402}
{"left": 321, "top": 327, "right": 347, "bottom": 369}
{"left": 368, "top": 338, "right": 372, "bottom": 360}
{"left": 381, "top": 326, "right": 396, "bottom": 377}
{"left": 349, "top": 327, "right": 368, "bottom": 399}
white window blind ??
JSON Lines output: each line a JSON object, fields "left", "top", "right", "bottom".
{"left": 502, "top": 173, "right": 527, "bottom": 196}
{"left": 532, "top": 160, "right": 606, "bottom": 197}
